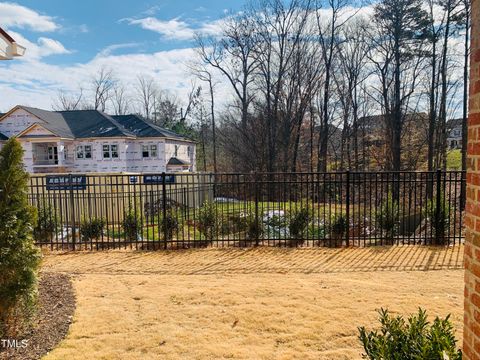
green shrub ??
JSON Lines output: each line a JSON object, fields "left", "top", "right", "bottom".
{"left": 376, "top": 192, "right": 399, "bottom": 238}
{"left": 331, "top": 214, "right": 348, "bottom": 238}
{"left": 162, "top": 211, "right": 179, "bottom": 241}
{"left": 0, "top": 139, "right": 41, "bottom": 338}
{"left": 80, "top": 217, "right": 106, "bottom": 241}
{"left": 289, "top": 208, "right": 311, "bottom": 240}
{"left": 359, "top": 308, "right": 462, "bottom": 360}
{"left": 33, "top": 201, "right": 60, "bottom": 242}
{"left": 425, "top": 192, "right": 451, "bottom": 244}
{"left": 122, "top": 207, "right": 142, "bottom": 241}
{"left": 197, "top": 201, "right": 217, "bottom": 241}
{"left": 246, "top": 214, "right": 263, "bottom": 240}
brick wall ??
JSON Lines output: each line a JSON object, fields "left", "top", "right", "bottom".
{"left": 465, "top": 0, "right": 480, "bottom": 358}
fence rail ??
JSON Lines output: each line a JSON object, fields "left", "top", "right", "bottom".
{"left": 28, "top": 171, "right": 465, "bottom": 250}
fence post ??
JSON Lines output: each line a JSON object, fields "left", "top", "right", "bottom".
{"left": 254, "top": 172, "right": 259, "bottom": 247}
{"left": 69, "top": 174, "right": 77, "bottom": 250}
{"left": 346, "top": 171, "right": 350, "bottom": 247}
{"left": 435, "top": 169, "right": 442, "bottom": 245}
{"left": 162, "top": 172, "right": 167, "bottom": 250}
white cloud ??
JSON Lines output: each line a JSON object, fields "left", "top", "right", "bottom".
{"left": 0, "top": 2, "right": 59, "bottom": 32}
{"left": 125, "top": 16, "right": 224, "bottom": 41}
{"left": 37, "top": 37, "right": 70, "bottom": 57}
{"left": 0, "top": 47, "right": 203, "bottom": 111}
{"left": 126, "top": 17, "right": 195, "bottom": 41}
{"left": 96, "top": 43, "right": 140, "bottom": 57}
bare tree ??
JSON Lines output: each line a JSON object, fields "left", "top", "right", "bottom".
{"left": 334, "top": 17, "right": 371, "bottom": 170}
{"left": 110, "top": 84, "right": 130, "bottom": 115}
{"left": 188, "top": 63, "right": 219, "bottom": 173}
{"left": 195, "top": 11, "right": 259, "bottom": 170}
{"left": 91, "top": 67, "right": 116, "bottom": 112}
{"left": 135, "top": 75, "right": 157, "bottom": 121}
{"left": 52, "top": 88, "right": 84, "bottom": 111}
{"left": 315, "top": 0, "right": 357, "bottom": 172}
{"left": 437, "top": 0, "right": 461, "bottom": 169}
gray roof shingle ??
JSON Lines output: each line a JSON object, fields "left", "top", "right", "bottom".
{"left": 3, "top": 106, "right": 191, "bottom": 141}
{"left": 112, "top": 114, "right": 190, "bottom": 141}
{"left": 16, "top": 106, "right": 136, "bottom": 139}
{"left": 59, "top": 110, "right": 135, "bottom": 138}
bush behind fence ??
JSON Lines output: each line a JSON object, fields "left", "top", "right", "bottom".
{"left": 28, "top": 171, "right": 465, "bottom": 250}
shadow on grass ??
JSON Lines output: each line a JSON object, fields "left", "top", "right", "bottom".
{"left": 41, "top": 245, "right": 464, "bottom": 276}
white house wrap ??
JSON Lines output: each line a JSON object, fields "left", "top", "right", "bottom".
{"left": 0, "top": 106, "right": 196, "bottom": 174}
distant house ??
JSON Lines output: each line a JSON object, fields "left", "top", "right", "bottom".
{"left": 0, "top": 106, "right": 196, "bottom": 174}
{"left": 446, "top": 118, "right": 463, "bottom": 150}
{"left": 0, "top": 27, "right": 25, "bottom": 60}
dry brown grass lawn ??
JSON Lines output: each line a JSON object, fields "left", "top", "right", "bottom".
{"left": 41, "top": 246, "right": 464, "bottom": 360}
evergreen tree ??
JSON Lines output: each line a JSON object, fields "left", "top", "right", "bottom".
{"left": 0, "top": 138, "right": 41, "bottom": 337}
{"left": 372, "top": 0, "right": 429, "bottom": 171}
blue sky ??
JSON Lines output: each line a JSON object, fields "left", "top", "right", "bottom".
{"left": 11, "top": 0, "right": 240, "bottom": 62}
{"left": 0, "top": 1, "right": 244, "bottom": 111}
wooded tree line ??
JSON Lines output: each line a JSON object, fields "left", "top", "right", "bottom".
{"left": 52, "top": 0, "right": 470, "bottom": 174}
{"left": 194, "top": 0, "right": 470, "bottom": 173}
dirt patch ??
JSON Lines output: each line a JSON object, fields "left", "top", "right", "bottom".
{"left": 41, "top": 246, "right": 464, "bottom": 360}
{"left": 0, "top": 272, "right": 76, "bottom": 360}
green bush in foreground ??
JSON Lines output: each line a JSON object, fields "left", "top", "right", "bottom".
{"left": 359, "top": 308, "right": 462, "bottom": 360}
{"left": 0, "top": 139, "right": 41, "bottom": 337}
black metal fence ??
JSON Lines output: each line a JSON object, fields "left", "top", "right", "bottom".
{"left": 28, "top": 171, "right": 465, "bottom": 250}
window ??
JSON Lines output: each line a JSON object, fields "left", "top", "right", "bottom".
{"left": 103, "top": 144, "right": 118, "bottom": 159}
{"left": 174, "top": 145, "right": 179, "bottom": 157}
{"left": 187, "top": 146, "right": 192, "bottom": 157}
{"left": 76, "top": 145, "right": 92, "bottom": 159}
{"left": 142, "top": 145, "right": 158, "bottom": 158}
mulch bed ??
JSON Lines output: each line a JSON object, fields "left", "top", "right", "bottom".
{"left": 0, "top": 272, "right": 76, "bottom": 360}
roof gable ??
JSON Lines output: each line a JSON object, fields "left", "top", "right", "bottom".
{"left": 17, "top": 123, "right": 59, "bottom": 138}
